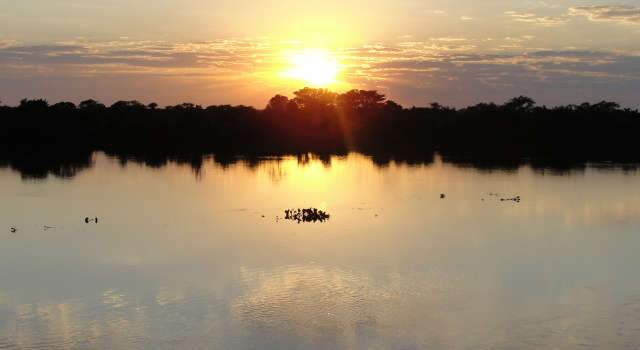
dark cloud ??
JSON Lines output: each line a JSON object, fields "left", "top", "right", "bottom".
{"left": 0, "top": 41, "right": 259, "bottom": 69}
{"left": 345, "top": 48, "right": 640, "bottom": 107}
{"left": 0, "top": 44, "right": 85, "bottom": 53}
{"left": 358, "top": 50, "right": 639, "bottom": 80}
{"left": 0, "top": 40, "right": 638, "bottom": 108}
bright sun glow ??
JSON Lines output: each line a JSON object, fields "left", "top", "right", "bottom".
{"left": 284, "top": 49, "right": 340, "bottom": 87}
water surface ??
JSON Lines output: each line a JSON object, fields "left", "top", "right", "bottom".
{"left": 1, "top": 153, "right": 639, "bottom": 349}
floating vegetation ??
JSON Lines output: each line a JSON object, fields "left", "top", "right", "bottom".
{"left": 500, "top": 196, "right": 521, "bottom": 203}
{"left": 284, "top": 208, "right": 330, "bottom": 223}
{"left": 484, "top": 192, "right": 521, "bottom": 203}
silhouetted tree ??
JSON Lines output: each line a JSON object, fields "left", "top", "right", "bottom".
{"left": 19, "top": 99, "right": 49, "bottom": 112}
{"left": 168, "top": 103, "right": 202, "bottom": 111}
{"left": 266, "top": 95, "right": 290, "bottom": 114}
{"left": 110, "top": 100, "right": 147, "bottom": 112}
{"left": 292, "top": 88, "right": 338, "bottom": 111}
{"left": 51, "top": 102, "right": 77, "bottom": 113}
{"left": 1, "top": 90, "right": 639, "bottom": 180}
{"left": 337, "top": 90, "right": 386, "bottom": 110}
{"left": 503, "top": 96, "right": 536, "bottom": 112}
{"left": 591, "top": 101, "right": 620, "bottom": 113}
{"left": 79, "top": 99, "right": 106, "bottom": 111}
{"left": 384, "top": 100, "right": 403, "bottom": 113}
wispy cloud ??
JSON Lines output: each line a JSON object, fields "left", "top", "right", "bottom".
{"left": 570, "top": 5, "right": 640, "bottom": 24}
{"left": 0, "top": 39, "right": 639, "bottom": 108}
{"left": 0, "top": 40, "right": 270, "bottom": 74}
{"left": 505, "top": 11, "right": 569, "bottom": 26}
{"left": 341, "top": 45, "right": 640, "bottom": 106}
{"left": 0, "top": 40, "right": 16, "bottom": 49}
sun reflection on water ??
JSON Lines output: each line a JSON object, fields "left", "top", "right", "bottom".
{"left": 1, "top": 154, "right": 640, "bottom": 348}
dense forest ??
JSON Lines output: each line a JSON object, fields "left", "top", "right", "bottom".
{"left": 1, "top": 88, "right": 639, "bottom": 178}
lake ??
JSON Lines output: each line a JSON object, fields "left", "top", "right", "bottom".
{"left": 1, "top": 152, "right": 639, "bottom": 349}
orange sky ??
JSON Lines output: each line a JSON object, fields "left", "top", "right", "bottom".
{"left": 0, "top": 1, "right": 639, "bottom": 107}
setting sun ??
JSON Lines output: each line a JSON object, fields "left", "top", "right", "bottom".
{"left": 284, "top": 49, "right": 340, "bottom": 87}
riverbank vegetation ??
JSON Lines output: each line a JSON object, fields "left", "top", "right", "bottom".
{"left": 1, "top": 88, "right": 639, "bottom": 178}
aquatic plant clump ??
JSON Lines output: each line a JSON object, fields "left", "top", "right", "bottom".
{"left": 500, "top": 196, "right": 521, "bottom": 203}
{"left": 284, "top": 208, "right": 330, "bottom": 223}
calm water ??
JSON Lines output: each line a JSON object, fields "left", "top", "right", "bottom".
{"left": 1, "top": 153, "right": 640, "bottom": 349}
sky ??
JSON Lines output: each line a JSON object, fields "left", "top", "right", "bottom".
{"left": 0, "top": 0, "right": 639, "bottom": 108}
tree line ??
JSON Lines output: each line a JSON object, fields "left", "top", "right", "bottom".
{"left": 1, "top": 88, "right": 639, "bottom": 178}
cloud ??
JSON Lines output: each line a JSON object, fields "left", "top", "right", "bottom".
{"left": 395, "top": 38, "right": 477, "bottom": 52}
{"left": 0, "top": 39, "right": 639, "bottom": 108}
{"left": 505, "top": 11, "right": 569, "bottom": 26}
{"left": 0, "top": 40, "right": 266, "bottom": 73}
{"left": 342, "top": 44, "right": 640, "bottom": 107}
{"left": 460, "top": 16, "right": 474, "bottom": 21}
{"left": 0, "top": 40, "right": 16, "bottom": 49}
{"left": 570, "top": 5, "right": 640, "bottom": 24}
